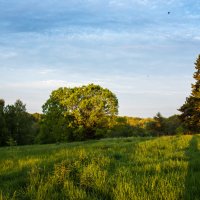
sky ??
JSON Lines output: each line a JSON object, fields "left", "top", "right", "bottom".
{"left": 0, "top": 0, "right": 200, "bottom": 117}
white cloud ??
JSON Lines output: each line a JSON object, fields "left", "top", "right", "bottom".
{"left": 193, "top": 36, "right": 200, "bottom": 41}
{"left": 38, "top": 69, "right": 57, "bottom": 75}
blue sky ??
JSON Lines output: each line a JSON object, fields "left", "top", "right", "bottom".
{"left": 0, "top": 0, "right": 200, "bottom": 117}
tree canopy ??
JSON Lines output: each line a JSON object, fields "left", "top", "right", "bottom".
{"left": 40, "top": 84, "right": 118, "bottom": 142}
{"left": 179, "top": 55, "right": 200, "bottom": 132}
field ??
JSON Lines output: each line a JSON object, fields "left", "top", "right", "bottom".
{"left": 0, "top": 135, "right": 200, "bottom": 200}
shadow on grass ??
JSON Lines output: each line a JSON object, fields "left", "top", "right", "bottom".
{"left": 184, "top": 135, "right": 200, "bottom": 200}
{"left": 0, "top": 169, "right": 28, "bottom": 199}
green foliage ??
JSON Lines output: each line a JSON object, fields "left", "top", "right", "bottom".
{"left": 145, "top": 113, "right": 166, "bottom": 136}
{"left": 40, "top": 84, "right": 118, "bottom": 143}
{"left": 4, "top": 100, "right": 35, "bottom": 145}
{"left": 179, "top": 55, "right": 200, "bottom": 132}
{"left": 109, "top": 114, "right": 181, "bottom": 138}
{"left": 0, "top": 99, "right": 38, "bottom": 146}
{"left": 0, "top": 95, "right": 185, "bottom": 146}
{"left": 6, "top": 136, "right": 17, "bottom": 146}
{"left": 0, "top": 99, "right": 7, "bottom": 146}
{"left": 30, "top": 113, "right": 42, "bottom": 143}
{"left": 165, "top": 115, "right": 183, "bottom": 135}
{"left": 0, "top": 135, "right": 200, "bottom": 199}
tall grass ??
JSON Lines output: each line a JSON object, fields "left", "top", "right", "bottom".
{"left": 0, "top": 135, "right": 200, "bottom": 199}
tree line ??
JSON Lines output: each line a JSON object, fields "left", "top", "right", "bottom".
{"left": 0, "top": 55, "right": 199, "bottom": 146}
{"left": 0, "top": 98, "right": 183, "bottom": 146}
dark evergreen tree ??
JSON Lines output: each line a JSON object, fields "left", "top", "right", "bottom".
{"left": 179, "top": 55, "right": 200, "bottom": 132}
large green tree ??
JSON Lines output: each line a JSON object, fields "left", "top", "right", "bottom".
{"left": 179, "top": 55, "right": 200, "bottom": 132}
{"left": 40, "top": 84, "right": 118, "bottom": 142}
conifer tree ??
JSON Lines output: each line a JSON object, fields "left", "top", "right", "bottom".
{"left": 179, "top": 55, "right": 200, "bottom": 132}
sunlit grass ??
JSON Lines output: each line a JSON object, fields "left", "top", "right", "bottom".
{"left": 0, "top": 135, "right": 200, "bottom": 199}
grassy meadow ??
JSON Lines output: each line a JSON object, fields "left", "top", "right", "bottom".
{"left": 0, "top": 135, "right": 200, "bottom": 200}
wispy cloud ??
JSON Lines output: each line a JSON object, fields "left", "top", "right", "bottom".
{"left": 37, "top": 69, "right": 58, "bottom": 75}
{"left": 0, "top": 80, "right": 89, "bottom": 90}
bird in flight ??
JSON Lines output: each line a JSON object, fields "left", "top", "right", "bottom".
{"left": 168, "top": 12, "right": 171, "bottom": 14}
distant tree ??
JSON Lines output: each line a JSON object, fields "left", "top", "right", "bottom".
{"left": 0, "top": 99, "right": 7, "bottom": 146}
{"left": 164, "top": 115, "right": 182, "bottom": 135}
{"left": 32, "top": 113, "right": 42, "bottom": 121}
{"left": 40, "top": 84, "right": 118, "bottom": 143}
{"left": 4, "top": 99, "right": 34, "bottom": 145}
{"left": 146, "top": 113, "right": 165, "bottom": 136}
{"left": 179, "top": 55, "right": 200, "bottom": 133}
{"left": 108, "top": 116, "right": 133, "bottom": 138}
